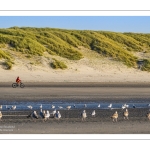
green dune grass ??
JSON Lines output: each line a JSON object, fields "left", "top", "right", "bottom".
{"left": 0, "top": 27, "right": 150, "bottom": 71}
{"left": 0, "top": 49, "right": 14, "bottom": 69}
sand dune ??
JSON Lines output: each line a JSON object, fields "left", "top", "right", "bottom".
{"left": 0, "top": 47, "right": 150, "bottom": 83}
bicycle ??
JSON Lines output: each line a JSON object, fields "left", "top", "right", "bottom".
{"left": 12, "top": 82, "right": 25, "bottom": 88}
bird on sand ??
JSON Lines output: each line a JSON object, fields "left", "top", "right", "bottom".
{"left": 51, "top": 105, "right": 55, "bottom": 109}
{"left": 58, "top": 106, "right": 63, "bottom": 109}
{"left": 40, "top": 109, "right": 45, "bottom": 119}
{"left": 84, "top": 104, "right": 87, "bottom": 108}
{"left": 108, "top": 103, "right": 112, "bottom": 109}
{"left": 27, "top": 105, "right": 33, "bottom": 110}
{"left": 122, "top": 103, "right": 129, "bottom": 110}
{"left": 66, "top": 106, "right": 71, "bottom": 110}
{"left": 32, "top": 111, "right": 39, "bottom": 119}
{"left": 11, "top": 105, "right": 16, "bottom": 110}
{"left": 0, "top": 111, "right": 2, "bottom": 120}
{"left": 111, "top": 111, "right": 118, "bottom": 122}
{"left": 27, "top": 111, "right": 38, "bottom": 119}
{"left": 133, "top": 104, "right": 136, "bottom": 108}
{"left": 122, "top": 105, "right": 126, "bottom": 110}
{"left": 124, "top": 104, "right": 129, "bottom": 108}
{"left": 81, "top": 110, "right": 87, "bottom": 121}
{"left": 55, "top": 111, "right": 61, "bottom": 120}
{"left": 146, "top": 112, "right": 150, "bottom": 120}
{"left": 98, "top": 104, "right": 100, "bottom": 108}
{"left": 40, "top": 104, "right": 42, "bottom": 109}
{"left": 0, "top": 105, "right": 2, "bottom": 110}
{"left": 6, "top": 105, "right": 11, "bottom": 110}
{"left": 44, "top": 110, "right": 50, "bottom": 121}
{"left": 91, "top": 110, "right": 96, "bottom": 117}
{"left": 51, "top": 109, "right": 57, "bottom": 117}
{"left": 123, "top": 109, "right": 129, "bottom": 120}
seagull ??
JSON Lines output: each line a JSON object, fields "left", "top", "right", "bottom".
{"left": 133, "top": 104, "right": 136, "bottom": 108}
{"left": 11, "top": 105, "right": 16, "bottom": 110}
{"left": 108, "top": 103, "right": 112, "bottom": 109}
{"left": 40, "top": 104, "right": 42, "bottom": 109}
{"left": 111, "top": 111, "right": 118, "bottom": 122}
{"left": 84, "top": 104, "right": 87, "bottom": 108}
{"left": 0, "top": 105, "right": 2, "bottom": 110}
{"left": 58, "top": 106, "right": 63, "bottom": 109}
{"left": 124, "top": 104, "right": 129, "bottom": 108}
{"left": 51, "top": 109, "right": 57, "bottom": 117}
{"left": 40, "top": 108, "right": 45, "bottom": 119}
{"left": 91, "top": 110, "right": 96, "bottom": 117}
{"left": 32, "top": 111, "right": 39, "bottom": 119}
{"left": 146, "top": 112, "right": 150, "bottom": 120}
{"left": 0, "top": 111, "right": 2, "bottom": 120}
{"left": 123, "top": 109, "right": 129, "bottom": 120}
{"left": 147, "top": 104, "right": 150, "bottom": 107}
{"left": 6, "top": 105, "right": 11, "bottom": 110}
{"left": 40, "top": 109, "right": 50, "bottom": 121}
{"left": 55, "top": 111, "right": 61, "bottom": 120}
{"left": 27, "top": 105, "right": 33, "bottom": 110}
{"left": 27, "top": 111, "right": 38, "bottom": 119}
{"left": 51, "top": 105, "right": 55, "bottom": 109}
{"left": 44, "top": 110, "right": 50, "bottom": 121}
{"left": 66, "top": 106, "right": 71, "bottom": 110}
{"left": 122, "top": 103, "right": 129, "bottom": 110}
{"left": 81, "top": 110, "right": 87, "bottom": 121}
{"left": 73, "top": 104, "right": 76, "bottom": 108}
{"left": 98, "top": 104, "right": 100, "bottom": 108}
{"left": 122, "top": 105, "right": 126, "bottom": 110}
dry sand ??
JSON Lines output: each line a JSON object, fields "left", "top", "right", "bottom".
{"left": 0, "top": 47, "right": 150, "bottom": 83}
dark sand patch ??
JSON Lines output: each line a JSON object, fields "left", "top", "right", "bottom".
{"left": 0, "top": 108, "right": 150, "bottom": 134}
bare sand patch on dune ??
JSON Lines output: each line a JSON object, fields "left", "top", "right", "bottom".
{"left": 0, "top": 47, "right": 150, "bottom": 83}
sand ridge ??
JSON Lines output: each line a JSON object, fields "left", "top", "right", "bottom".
{"left": 0, "top": 47, "right": 150, "bottom": 83}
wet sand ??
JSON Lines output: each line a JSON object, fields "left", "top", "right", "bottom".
{"left": 1, "top": 83, "right": 150, "bottom": 102}
{"left": 0, "top": 82, "right": 150, "bottom": 134}
{"left": 0, "top": 108, "right": 150, "bottom": 134}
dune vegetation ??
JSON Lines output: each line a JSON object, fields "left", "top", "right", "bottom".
{"left": 0, "top": 27, "right": 150, "bottom": 71}
{"left": 50, "top": 58, "right": 67, "bottom": 69}
{"left": 0, "top": 49, "right": 14, "bottom": 69}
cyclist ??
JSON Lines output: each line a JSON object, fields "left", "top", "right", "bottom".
{"left": 16, "top": 76, "right": 21, "bottom": 85}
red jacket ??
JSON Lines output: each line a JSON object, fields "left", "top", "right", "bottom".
{"left": 16, "top": 77, "right": 21, "bottom": 82}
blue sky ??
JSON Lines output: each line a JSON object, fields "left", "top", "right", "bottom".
{"left": 0, "top": 16, "right": 150, "bottom": 33}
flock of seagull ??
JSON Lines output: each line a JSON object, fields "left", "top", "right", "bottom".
{"left": 0, "top": 103, "right": 150, "bottom": 122}
{"left": 82, "top": 103, "right": 150, "bottom": 122}
{"left": 81, "top": 108, "right": 147, "bottom": 122}
{"left": 27, "top": 109, "right": 61, "bottom": 121}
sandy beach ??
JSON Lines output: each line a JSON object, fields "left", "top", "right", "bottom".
{"left": 0, "top": 85, "right": 150, "bottom": 134}
{"left": 0, "top": 48, "right": 150, "bottom": 135}
{"left": 0, "top": 108, "right": 150, "bottom": 134}
{"left": 1, "top": 48, "right": 150, "bottom": 83}
{"left": 1, "top": 14, "right": 150, "bottom": 150}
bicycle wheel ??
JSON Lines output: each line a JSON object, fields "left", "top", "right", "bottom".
{"left": 12, "top": 83, "right": 17, "bottom": 88}
{"left": 20, "top": 83, "right": 25, "bottom": 88}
